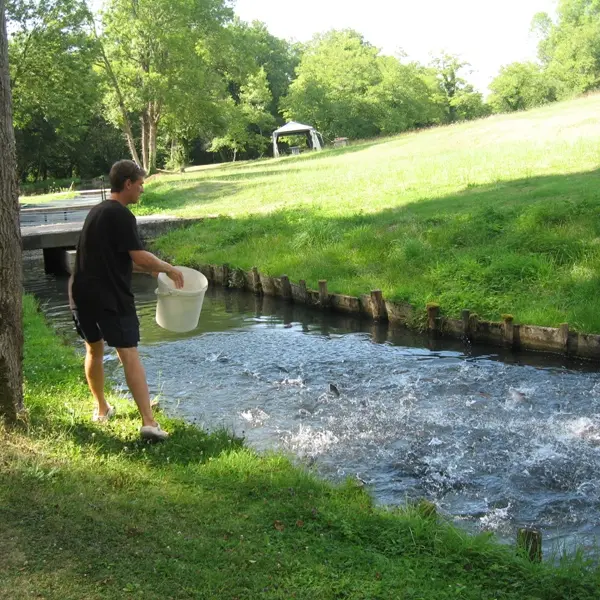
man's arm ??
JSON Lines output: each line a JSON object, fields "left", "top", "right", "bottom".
{"left": 129, "top": 250, "right": 184, "bottom": 288}
{"left": 132, "top": 262, "right": 157, "bottom": 275}
{"left": 68, "top": 275, "right": 75, "bottom": 309}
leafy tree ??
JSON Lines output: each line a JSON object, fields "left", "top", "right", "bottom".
{"left": 281, "top": 30, "right": 381, "bottom": 140}
{"left": 282, "top": 32, "right": 489, "bottom": 141}
{"left": 99, "top": 0, "right": 232, "bottom": 173}
{"left": 488, "top": 62, "right": 557, "bottom": 113}
{"left": 7, "top": 0, "right": 102, "bottom": 180}
{"left": 239, "top": 21, "right": 299, "bottom": 119}
{"left": 533, "top": 1, "right": 600, "bottom": 97}
{"left": 210, "top": 67, "right": 275, "bottom": 160}
{"left": 218, "top": 19, "right": 299, "bottom": 119}
{"left": 429, "top": 53, "right": 489, "bottom": 122}
{"left": 369, "top": 56, "right": 441, "bottom": 134}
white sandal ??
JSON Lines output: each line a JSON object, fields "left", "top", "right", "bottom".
{"left": 140, "top": 423, "right": 169, "bottom": 442}
{"left": 92, "top": 405, "right": 116, "bottom": 423}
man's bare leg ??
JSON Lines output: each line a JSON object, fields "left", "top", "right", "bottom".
{"left": 116, "top": 347, "right": 156, "bottom": 427}
{"left": 85, "top": 340, "right": 111, "bottom": 416}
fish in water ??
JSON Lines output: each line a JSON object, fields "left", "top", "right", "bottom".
{"left": 328, "top": 383, "right": 340, "bottom": 397}
{"left": 509, "top": 388, "right": 527, "bottom": 403}
{"left": 355, "top": 474, "right": 369, "bottom": 487}
{"left": 279, "top": 377, "right": 305, "bottom": 387}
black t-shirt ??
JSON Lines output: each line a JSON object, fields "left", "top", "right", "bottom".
{"left": 72, "top": 200, "right": 144, "bottom": 317}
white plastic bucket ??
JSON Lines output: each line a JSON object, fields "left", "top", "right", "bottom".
{"left": 155, "top": 266, "right": 208, "bottom": 333}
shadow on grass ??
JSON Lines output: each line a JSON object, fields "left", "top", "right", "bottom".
{"left": 137, "top": 167, "right": 308, "bottom": 215}
{"left": 66, "top": 417, "right": 243, "bottom": 466}
{"left": 3, "top": 424, "right": 599, "bottom": 600}
{"left": 137, "top": 140, "right": 393, "bottom": 215}
{"left": 135, "top": 179, "right": 240, "bottom": 215}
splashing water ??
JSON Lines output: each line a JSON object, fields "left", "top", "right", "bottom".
{"left": 24, "top": 255, "right": 600, "bottom": 555}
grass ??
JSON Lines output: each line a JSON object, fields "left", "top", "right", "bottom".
{"left": 2, "top": 299, "right": 600, "bottom": 598}
{"left": 132, "top": 94, "right": 600, "bottom": 332}
{"left": 19, "top": 176, "right": 81, "bottom": 197}
{"left": 19, "top": 190, "right": 79, "bottom": 204}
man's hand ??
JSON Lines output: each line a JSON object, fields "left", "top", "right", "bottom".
{"left": 130, "top": 251, "right": 184, "bottom": 289}
{"left": 167, "top": 267, "right": 184, "bottom": 289}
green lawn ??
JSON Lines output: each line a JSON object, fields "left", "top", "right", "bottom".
{"left": 134, "top": 95, "right": 600, "bottom": 332}
{"left": 19, "top": 190, "right": 78, "bottom": 204}
{"left": 1, "top": 296, "right": 599, "bottom": 599}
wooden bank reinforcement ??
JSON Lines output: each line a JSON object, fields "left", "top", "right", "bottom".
{"left": 179, "top": 261, "right": 600, "bottom": 362}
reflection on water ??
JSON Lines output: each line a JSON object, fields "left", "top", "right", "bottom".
{"left": 24, "top": 253, "right": 600, "bottom": 556}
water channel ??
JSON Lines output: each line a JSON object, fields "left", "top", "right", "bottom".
{"left": 24, "top": 253, "right": 600, "bottom": 557}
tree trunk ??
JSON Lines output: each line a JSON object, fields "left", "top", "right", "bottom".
{"left": 0, "top": 1, "right": 24, "bottom": 423}
{"left": 91, "top": 20, "right": 142, "bottom": 166}
{"left": 148, "top": 120, "right": 157, "bottom": 174}
{"left": 141, "top": 110, "right": 149, "bottom": 172}
{"left": 101, "top": 51, "right": 141, "bottom": 166}
{"left": 123, "top": 120, "right": 141, "bottom": 167}
{"left": 147, "top": 102, "right": 159, "bottom": 174}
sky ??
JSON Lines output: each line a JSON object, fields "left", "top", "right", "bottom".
{"left": 234, "top": 0, "right": 558, "bottom": 94}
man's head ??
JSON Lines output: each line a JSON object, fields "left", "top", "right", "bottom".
{"left": 109, "top": 160, "right": 146, "bottom": 205}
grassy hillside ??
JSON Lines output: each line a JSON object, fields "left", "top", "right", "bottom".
{"left": 138, "top": 95, "right": 599, "bottom": 332}
{"left": 2, "top": 297, "right": 599, "bottom": 599}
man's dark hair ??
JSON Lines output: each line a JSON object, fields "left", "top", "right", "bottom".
{"left": 109, "top": 160, "right": 146, "bottom": 193}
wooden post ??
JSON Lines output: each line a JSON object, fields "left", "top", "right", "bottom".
{"left": 253, "top": 293, "right": 263, "bottom": 316}
{"left": 517, "top": 528, "right": 542, "bottom": 562}
{"left": 502, "top": 314, "right": 515, "bottom": 348}
{"left": 426, "top": 303, "right": 440, "bottom": 334}
{"left": 370, "top": 290, "right": 387, "bottom": 322}
{"left": 469, "top": 314, "right": 479, "bottom": 340}
{"left": 559, "top": 323, "right": 569, "bottom": 356}
{"left": 299, "top": 280, "right": 308, "bottom": 304}
{"left": 280, "top": 275, "right": 292, "bottom": 301}
{"left": 251, "top": 266, "right": 262, "bottom": 295}
{"left": 318, "top": 280, "right": 330, "bottom": 308}
{"left": 371, "top": 323, "right": 388, "bottom": 343}
{"left": 222, "top": 263, "right": 230, "bottom": 288}
{"left": 462, "top": 310, "right": 470, "bottom": 337}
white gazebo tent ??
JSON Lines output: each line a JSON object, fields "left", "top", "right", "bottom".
{"left": 272, "top": 121, "right": 324, "bottom": 158}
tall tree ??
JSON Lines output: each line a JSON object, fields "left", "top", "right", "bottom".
{"left": 7, "top": 0, "right": 102, "bottom": 180}
{"left": 488, "top": 62, "right": 557, "bottom": 113}
{"left": 429, "top": 53, "right": 489, "bottom": 123}
{"left": 533, "top": 1, "right": 600, "bottom": 97}
{"left": 0, "top": 0, "right": 23, "bottom": 422}
{"left": 210, "top": 66, "right": 275, "bottom": 160}
{"left": 281, "top": 30, "right": 382, "bottom": 140}
{"left": 99, "top": 0, "right": 232, "bottom": 173}
{"left": 224, "top": 19, "right": 299, "bottom": 120}
{"left": 282, "top": 30, "right": 456, "bottom": 141}
{"left": 369, "top": 56, "right": 441, "bottom": 134}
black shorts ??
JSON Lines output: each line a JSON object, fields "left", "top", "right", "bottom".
{"left": 72, "top": 310, "right": 140, "bottom": 348}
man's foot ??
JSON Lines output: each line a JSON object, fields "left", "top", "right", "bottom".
{"left": 92, "top": 405, "right": 116, "bottom": 423}
{"left": 140, "top": 423, "right": 169, "bottom": 442}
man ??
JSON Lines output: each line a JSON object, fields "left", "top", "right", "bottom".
{"left": 70, "top": 160, "right": 184, "bottom": 441}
